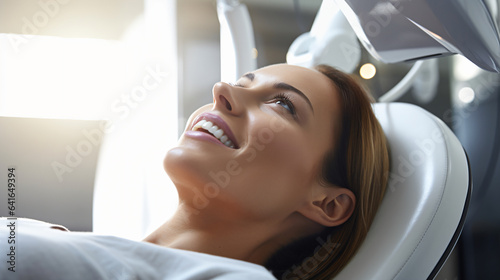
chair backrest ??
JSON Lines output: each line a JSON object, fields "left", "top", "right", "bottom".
{"left": 335, "top": 102, "right": 471, "bottom": 280}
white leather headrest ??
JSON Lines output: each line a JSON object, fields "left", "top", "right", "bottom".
{"left": 335, "top": 103, "right": 470, "bottom": 280}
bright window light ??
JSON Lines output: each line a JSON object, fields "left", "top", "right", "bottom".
{"left": 0, "top": 0, "right": 179, "bottom": 241}
{"left": 0, "top": 35, "right": 131, "bottom": 120}
{"left": 93, "top": 0, "right": 179, "bottom": 240}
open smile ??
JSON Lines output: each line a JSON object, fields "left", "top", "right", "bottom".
{"left": 189, "top": 113, "right": 239, "bottom": 149}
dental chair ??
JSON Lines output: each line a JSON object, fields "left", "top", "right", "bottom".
{"left": 335, "top": 102, "right": 471, "bottom": 280}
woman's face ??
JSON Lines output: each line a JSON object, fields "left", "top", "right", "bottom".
{"left": 165, "top": 64, "right": 343, "bottom": 221}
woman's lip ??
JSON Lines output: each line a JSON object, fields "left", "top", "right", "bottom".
{"left": 190, "top": 113, "right": 239, "bottom": 148}
{"left": 184, "top": 131, "right": 229, "bottom": 148}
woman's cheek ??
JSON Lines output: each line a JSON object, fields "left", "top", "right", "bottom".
{"left": 254, "top": 127, "right": 311, "bottom": 173}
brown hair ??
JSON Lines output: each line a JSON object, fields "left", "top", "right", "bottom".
{"left": 265, "top": 65, "right": 390, "bottom": 279}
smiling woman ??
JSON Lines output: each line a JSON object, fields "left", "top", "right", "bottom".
{"left": 0, "top": 63, "right": 388, "bottom": 280}
{"left": 144, "top": 63, "right": 389, "bottom": 279}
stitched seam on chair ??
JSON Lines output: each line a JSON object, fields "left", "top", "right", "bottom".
{"left": 392, "top": 116, "right": 449, "bottom": 280}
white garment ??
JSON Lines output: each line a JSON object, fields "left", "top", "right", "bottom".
{"left": 0, "top": 218, "right": 277, "bottom": 280}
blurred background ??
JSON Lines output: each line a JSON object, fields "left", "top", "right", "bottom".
{"left": 1, "top": 0, "right": 499, "bottom": 279}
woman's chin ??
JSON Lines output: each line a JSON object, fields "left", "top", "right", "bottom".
{"left": 163, "top": 146, "right": 190, "bottom": 178}
{"left": 163, "top": 145, "right": 212, "bottom": 189}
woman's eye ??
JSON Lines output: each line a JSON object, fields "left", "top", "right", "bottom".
{"left": 274, "top": 93, "right": 296, "bottom": 116}
{"left": 276, "top": 100, "right": 292, "bottom": 112}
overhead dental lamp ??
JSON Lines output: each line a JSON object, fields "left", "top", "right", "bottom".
{"left": 217, "top": 0, "right": 500, "bottom": 102}
{"left": 332, "top": 0, "right": 500, "bottom": 72}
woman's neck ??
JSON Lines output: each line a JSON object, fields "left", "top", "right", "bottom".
{"left": 142, "top": 202, "right": 298, "bottom": 265}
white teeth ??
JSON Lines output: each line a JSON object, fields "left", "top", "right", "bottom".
{"left": 208, "top": 125, "right": 219, "bottom": 134}
{"left": 193, "top": 120, "right": 206, "bottom": 130}
{"left": 202, "top": 121, "right": 213, "bottom": 130}
{"left": 192, "top": 119, "right": 236, "bottom": 148}
{"left": 213, "top": 129, "right": 224, "bottom": 139}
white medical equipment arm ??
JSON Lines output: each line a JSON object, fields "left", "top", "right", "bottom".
{"left": 217, "top": 0, "right": 257, "bottom": 83}
{"left": 286, "top": 0, "right": 361, "bottom": 73}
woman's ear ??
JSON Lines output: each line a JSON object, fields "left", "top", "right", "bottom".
{"left": 298, "top": 185, "right": 356, "bottom": 227}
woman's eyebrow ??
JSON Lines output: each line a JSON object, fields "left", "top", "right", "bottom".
{"left": 274, "top": 82, "right": 314, "bottom": 114}
{"left": 242, "top": 72, "right": 314, "bottom": 114}
{"left": 242, "top": 72, "right": 255, "bottom": 81}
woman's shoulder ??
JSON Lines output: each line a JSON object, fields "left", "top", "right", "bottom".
{"left": 0, "top": 218, "right": 276, "bottom": 280}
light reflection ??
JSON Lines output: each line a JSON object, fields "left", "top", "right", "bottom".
{"left": 458, "top": 87, "right": 475, "bottom": 104}
{"left": 360, "top": 63, "right": 376, "bottom": 79}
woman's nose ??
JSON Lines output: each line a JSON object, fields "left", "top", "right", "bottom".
{"left": 212, "top": 82, "right": 243, "bottom": 115}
